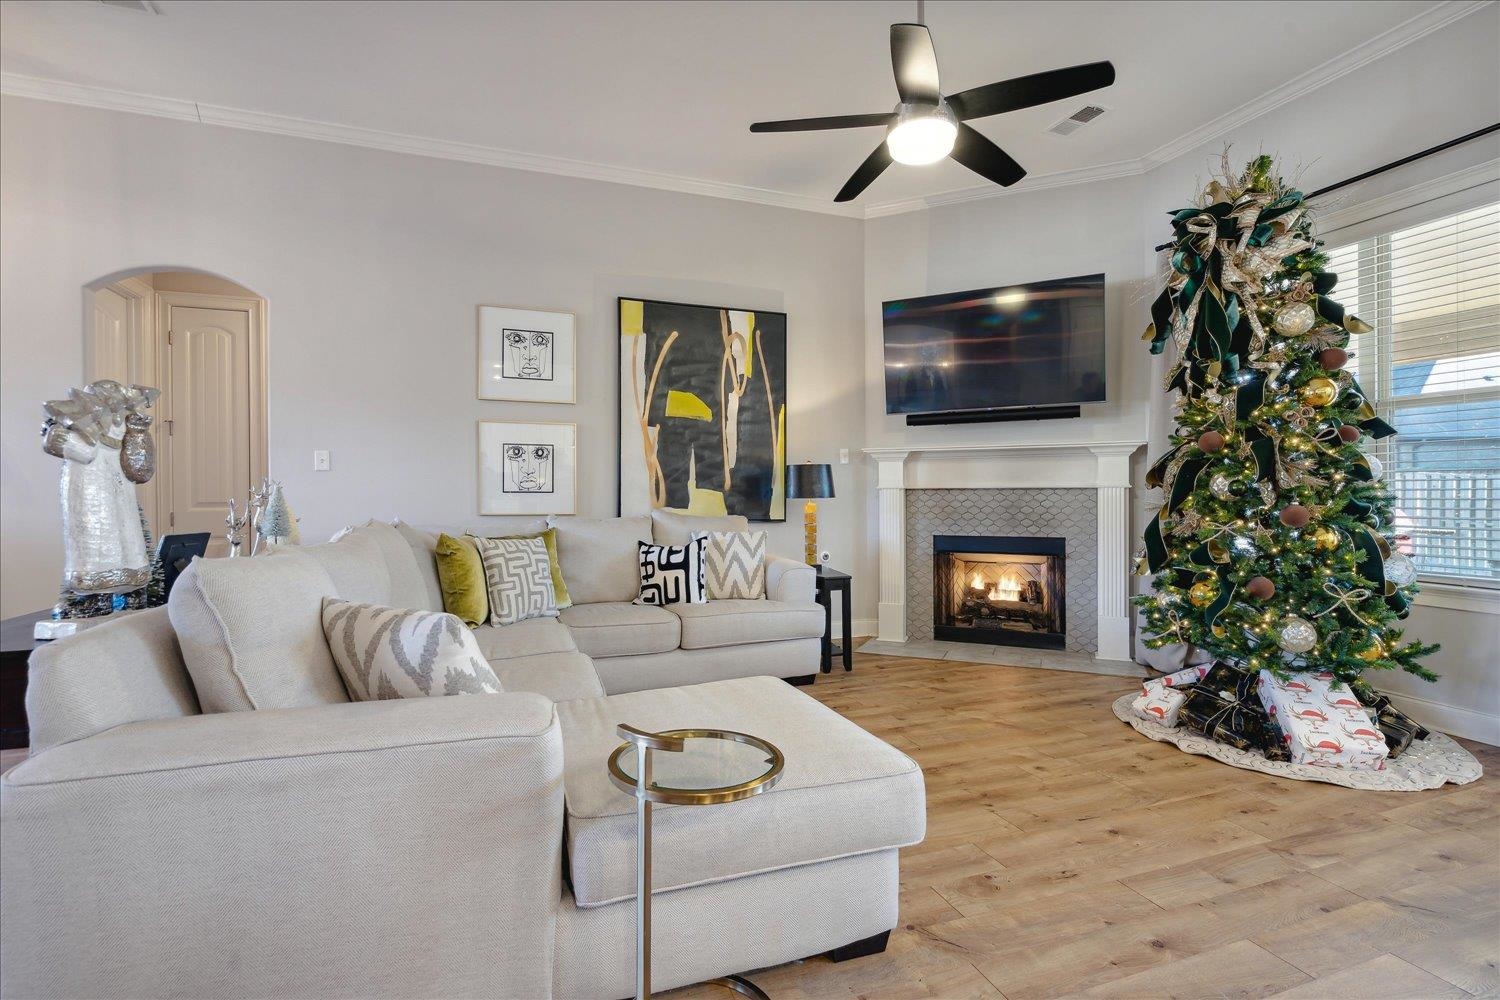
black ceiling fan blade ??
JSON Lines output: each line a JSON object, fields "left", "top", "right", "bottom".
{"left": 949, "top": 123, "right": 1026, "bottom": 187}
{"left": 946, "top": 61, "right": 1116, "bottom": 121}
{"left": 750, "top": 112, "right": 896, "bottom": 133}
{"left": 891, "top": 23, "right": 941, "bottom": 105}
{"left": 835, "top": 142, "right": 895, "bottom": 202}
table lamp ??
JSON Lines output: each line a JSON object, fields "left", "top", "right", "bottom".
{"left": 786, "top": 462, "right": 835, "bottom": 566}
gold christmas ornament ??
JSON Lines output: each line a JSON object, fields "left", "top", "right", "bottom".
{"left": 1312, "top": 526, "right": 1339, "bottom": 550}
{"left": 1300, "top": 377, "right": 1338, "bottom": 407}
{"left": 1188, "top": 578, "right": 1219, "bottom": 607}
{"left": 1357, "top": 637, "right": 1385, "bottom": 661}
{"left": 1273, "top": 301, "right": 1317, "bottom": 337}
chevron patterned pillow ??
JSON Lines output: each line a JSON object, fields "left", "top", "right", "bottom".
{"left": 693, "top": 530, "right": 767, "bottom": 600}
{"left": 321, "top": 598, "right": 502, "bottom": 701}
{"left": 474, "top": 534, "right": 560, "bottom": 626}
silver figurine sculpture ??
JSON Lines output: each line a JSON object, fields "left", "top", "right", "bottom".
{"left": 41, "top": 380, "right": 160, "bottom": 597}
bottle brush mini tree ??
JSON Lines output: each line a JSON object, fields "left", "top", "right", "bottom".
{"left": 1135, "top": 154, "right": 1438, "bottom": 686}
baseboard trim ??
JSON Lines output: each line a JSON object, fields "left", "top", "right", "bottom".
{"left": 1386, "top": 690, "right": 1500, "bottom": 747}
{"left": 831, "top": 618, "right": 878, "bottom": 642}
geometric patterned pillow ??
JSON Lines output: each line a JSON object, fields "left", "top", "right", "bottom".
{"left": 634, "top": 538, "right": 707, "bottom": 606}
{"left": 692, "top": 530, "right": 767, "bottom": 600}
{"left": 473, "top": 534, "right": 560, "bottom": 627}
{"left": 320, "top": 597, "right": 502, "bottom": 701}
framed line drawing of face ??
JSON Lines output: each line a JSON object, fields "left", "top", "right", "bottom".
{"left": 478, "top": 305, "right": 576, "bottom": 403}
{"left": 478, "top": 420, "right": 576, "bottom": 515}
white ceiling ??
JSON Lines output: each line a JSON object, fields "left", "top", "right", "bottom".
{"left": 0, "top": 1, "right": 1464, "bottom": 215}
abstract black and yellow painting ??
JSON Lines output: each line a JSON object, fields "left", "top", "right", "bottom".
{"left": 619, "top": 297, "right": 786, "bottom": 522}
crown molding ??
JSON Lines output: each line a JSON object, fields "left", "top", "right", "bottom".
{"left": 1, "top": 0, "right": 1488, "bottom": 222}
{"left": 0, "top": 71, "right": 865, "bottom": 220}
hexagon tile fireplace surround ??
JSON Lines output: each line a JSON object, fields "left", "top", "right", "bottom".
{"left": 865, "top": 441, "right": 1145, "bottom": 664}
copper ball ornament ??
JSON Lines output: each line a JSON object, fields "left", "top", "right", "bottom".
{"left": 1337, "top": 424, "right": 1360, "bottom": 443}
{"left": 1197, "top": 430, "right": 1226, "bottom": 454}
{"left": 1188, "top": 578, "right": 1219, "bottom": 608}
{"left": 1245, "top": 576, "right": 1276, "bottom": 600}
{"left": 1300, "top": 377, "right": 1339, "bottom": 407}
{"left": 1318, "top": 347, "right": 1348, "bottom": 371}
{"left": 1279, "top": 504, "right": 1311, "bottom": 528}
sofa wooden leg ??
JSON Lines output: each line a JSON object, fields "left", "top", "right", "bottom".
{"left": 826, "top": 930, "right": 890, "bottom": 963}
{"left": 784, "top": 674, "right": 817, "bottom": 687}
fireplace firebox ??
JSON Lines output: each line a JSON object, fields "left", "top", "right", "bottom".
{"left": 932, "top": 535, "right": 1066, "bottom": 650}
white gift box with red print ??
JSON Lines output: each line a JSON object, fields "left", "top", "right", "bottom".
{"left": 1130, "top": 664, "right": 1211, "bottom": 727}
{"left": 1256, "top": 670, "right": 1389, "bottom": 770}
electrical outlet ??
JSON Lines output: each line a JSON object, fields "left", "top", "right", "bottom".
{"left": 313, "top": 450, "right": 331, "bottom": 471}
{"left": 839, "top": 448, "right": 850, "bottom": 464}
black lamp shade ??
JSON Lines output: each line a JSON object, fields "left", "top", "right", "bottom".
{"left": 786, "top": 463, "right": 835, "bottom": 499}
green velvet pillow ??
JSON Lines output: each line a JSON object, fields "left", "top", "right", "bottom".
{"left": 469, "top": 527, "right": 573, "bottom": 611}
{"left": 434, "top": 533, "right": 488, "bottom": 627}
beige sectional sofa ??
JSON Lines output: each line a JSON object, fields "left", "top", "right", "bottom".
{"left": 1, "top": 511, "right": 925, "bottom": 999}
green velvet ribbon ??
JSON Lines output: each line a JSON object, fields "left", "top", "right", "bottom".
{"left": 1143, "top": 513, "right": 1167, "bottom": 573}
{"left": 1168, "top": 458, "right": 1208, "bottom": 513}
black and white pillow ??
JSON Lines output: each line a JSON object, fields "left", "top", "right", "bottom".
{"left": 634, "top": 538, "right": 707, "bottom": 606}
{"left": 693, "top": 530, "right": 767, "bottom": 600}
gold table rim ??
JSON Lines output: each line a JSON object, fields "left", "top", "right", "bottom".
{"left": 608, "top": 728, "right": 784, "bottom": 806}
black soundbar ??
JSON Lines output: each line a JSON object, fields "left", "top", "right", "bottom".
{"left": 904, "top": 404, "right": 1081, "bottom": 426}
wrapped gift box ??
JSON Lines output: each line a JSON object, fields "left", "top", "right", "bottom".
{"left": 1350, "top": 681, "right": 1429, "bottom": 757}
{"left": 1130, "top": 664, "right": 1210, "bottom": 727}
{"left": 1256, "top": 670, "right": 1389, "bottom": 771}
{"left": 1179, "top": 687, "right": 1268, "bottom": 753}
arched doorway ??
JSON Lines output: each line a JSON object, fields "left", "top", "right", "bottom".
{"left": 85, "top": 269, "right": 267, "bottom": 556}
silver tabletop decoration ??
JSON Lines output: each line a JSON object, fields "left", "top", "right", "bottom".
{"left": 41, "top": 380, "right": 160, "bottom": 596}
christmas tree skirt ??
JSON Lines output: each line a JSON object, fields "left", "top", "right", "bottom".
{"left": 1112, "top": 693, "right": 1481, "bottom": 791}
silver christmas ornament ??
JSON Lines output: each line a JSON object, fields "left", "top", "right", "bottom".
{"left": 1273, "top": 301, "right": 1317, "bottom": 337}
{"left": 1364, "top": 454, "right": 1383, "bottom": 481}
{"left": 1384, "top": 551, "right": 1418, "bottom": 587}
{"left": 1276, "top": 615, "right": 1318, "bottom": 654}
{"left": 1209, "top": 473, "right": 1234, "bottom": 499}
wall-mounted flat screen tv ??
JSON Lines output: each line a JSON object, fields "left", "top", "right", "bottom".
{"left": 882, "top": 273, "right": 1106, "bottom": 415}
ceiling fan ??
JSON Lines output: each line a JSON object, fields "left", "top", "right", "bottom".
{"left": 749, "top": 3, "right": 1115, "bottom": 202}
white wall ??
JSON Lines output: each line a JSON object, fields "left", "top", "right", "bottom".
{"left": 859, "top": 6, "right": 1500, "bottom": 740}
{"left": 0, "top": 95, "right": 870, "bottom": 621}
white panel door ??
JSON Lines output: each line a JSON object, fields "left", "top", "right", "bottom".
{"left": 86, "top": 278, "right": 159, "bottom": 532}
{"left": 166, "top": 303, "right": 253, "bottom": 556}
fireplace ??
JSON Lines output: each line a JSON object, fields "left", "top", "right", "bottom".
{"left": 932, "top": 535, "right": 1066, "bottom": 650}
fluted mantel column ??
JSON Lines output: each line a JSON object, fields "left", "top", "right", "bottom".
{"left": 872, "top": 450, "right": 910, "bottom": 643}
{"left": 1090, "top": 445, "right": 1136, "bottom": 662}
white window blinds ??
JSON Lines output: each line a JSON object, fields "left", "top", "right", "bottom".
{"left": 1326, "top": 200, "right": 1500, "bottom": 587}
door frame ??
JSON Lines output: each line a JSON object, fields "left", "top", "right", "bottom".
{"left": 86, "top": 276, "right": 162, "bottom": 531}
{"left": 154, "top": 289, "right": 269, "bottom": 532}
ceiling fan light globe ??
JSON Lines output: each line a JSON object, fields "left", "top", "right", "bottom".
{"left": 886, "top": 115, "right": 956, "bottom": 165}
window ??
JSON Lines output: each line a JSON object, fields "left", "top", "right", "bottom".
{"left": 1326, "top": 200, "right": 1500, "bottom": 588}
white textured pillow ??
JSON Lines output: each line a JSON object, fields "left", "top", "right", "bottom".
{"left": 321, "top": 598, "right": 502, "bottom": 700}
{"left": 693, "top": 530, "right": 767, "bottom": 600}
{"left": 473, "top": 534, "right": 560, "bottom": 626}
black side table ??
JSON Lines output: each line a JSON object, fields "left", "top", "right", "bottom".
{"left": 813, "top": 567, "right": 852, "bottom": 673}
{"left": 0, "top": 611, "right": 50, "bottom": 750}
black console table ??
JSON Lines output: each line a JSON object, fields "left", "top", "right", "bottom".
{"left": 814, "top": 567, "right": 852, "bottom": 673}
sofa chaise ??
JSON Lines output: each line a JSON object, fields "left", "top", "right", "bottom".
{"left": 1, "top": 512, "right": 925, "bottom": 999}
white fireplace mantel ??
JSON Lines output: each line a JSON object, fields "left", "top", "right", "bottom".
{"left": 864, "top": 439, "right": 1146, "bottom": 661}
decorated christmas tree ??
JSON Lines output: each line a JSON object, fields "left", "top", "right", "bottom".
{"left": 1135, "top": 154, "right": 1438, "bottom": 686}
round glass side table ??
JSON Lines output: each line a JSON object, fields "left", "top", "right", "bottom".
{"left": 608, "top": 725, "right": 784, "bottom": 1000}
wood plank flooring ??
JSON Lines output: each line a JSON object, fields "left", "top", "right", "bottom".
{"left": 670, "top": 651, "right": 1500, "bottom": 1000}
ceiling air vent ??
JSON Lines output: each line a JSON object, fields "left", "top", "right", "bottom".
{"left": 98, "top": 0, "right": 160, "bottom": 13}
{"left": 1046, "top": 104, "right": 1108, "bottom": 137}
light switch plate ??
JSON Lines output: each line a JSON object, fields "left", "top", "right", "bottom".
{"left": 839, "top": 448, "right": 850, "bottom": 464}
{"left": 313, "top": 450, "right": 331, "bottom": 471}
